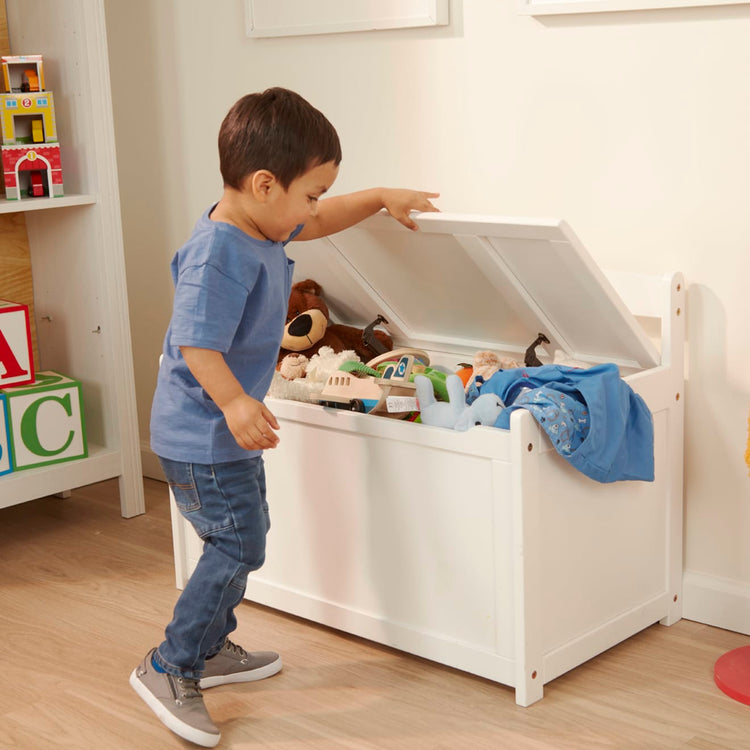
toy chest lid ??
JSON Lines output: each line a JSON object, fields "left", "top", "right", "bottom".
{"left": 286, "top": 211, "right": 659, "bottom": 370}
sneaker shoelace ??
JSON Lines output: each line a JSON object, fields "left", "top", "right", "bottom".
{"left": 172, "top": 674, "right": 202, "bottom": 704}
{"left": 222, "top": 639, "right": 248, "bottom": 659}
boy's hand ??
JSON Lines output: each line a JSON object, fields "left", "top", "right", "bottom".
{"left": 223, "top": 393, "right": 280, "bottom": 451}
{"left": 382, "top": 189, "right": 440, "bottom": 231}
{"left": 179, "top": 346, "right": 280, "bottom": 450}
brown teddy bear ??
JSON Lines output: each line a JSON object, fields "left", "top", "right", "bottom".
{"left": 277, "top": 279, "right": 393, "bottom": 376}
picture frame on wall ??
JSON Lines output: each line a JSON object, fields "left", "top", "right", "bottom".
{"left": 246, "top": 0, "right": 449, "bottom": 38}
{"left": 519, "top": 0, "right": 749, "bottom": 13}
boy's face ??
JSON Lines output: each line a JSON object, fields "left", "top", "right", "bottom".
{"left": 257, "top": 161, "right": 339, "bottom": 241}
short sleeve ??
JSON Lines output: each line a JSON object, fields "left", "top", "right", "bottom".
{"left": 169, "top": 263, "right": 251, "bottom": 353}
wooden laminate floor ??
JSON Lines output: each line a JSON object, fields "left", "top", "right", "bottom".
{"left": 1, "top": 478, "right": 749, "bottom": 749}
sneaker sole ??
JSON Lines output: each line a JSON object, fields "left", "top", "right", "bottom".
{"left": 200, "top": 654, "right": 283, "bottom": 689}
{"left": 129, "top": 668, "right": 220, "bottom": 748}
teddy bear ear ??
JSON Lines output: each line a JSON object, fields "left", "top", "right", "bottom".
{"left": 293, "top": 279, "right": 323, "bottom": 297}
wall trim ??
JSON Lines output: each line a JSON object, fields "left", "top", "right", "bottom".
{"left": 683, "top": 570, "right": 750, "bottom": 636}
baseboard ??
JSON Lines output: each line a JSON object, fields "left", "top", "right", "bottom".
{"left": 140, "top": 440, "right": 165, "bottom": 482}
{"left": 683, "top": 570, "right": 750, "bottom": 636}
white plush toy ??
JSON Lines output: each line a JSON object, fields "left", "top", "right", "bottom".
{"left": 268, "top": 347, "right": 361, "bottom": 404}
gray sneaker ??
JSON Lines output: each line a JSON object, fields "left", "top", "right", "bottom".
{"left": 129, "top": 648, "right": 220, "bottom": 747}
{"left": 200, "top": 639, "right": 282, "bottom": 689}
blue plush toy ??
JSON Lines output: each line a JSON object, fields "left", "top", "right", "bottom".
{"left": 415, "top": 374, "right": 504, "bottom": 431}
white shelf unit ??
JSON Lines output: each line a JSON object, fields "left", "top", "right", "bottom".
{"left": 0, "top": 0, "right": 144, "bottom": 517}
{"left": 0, "top": 195, "right": 96, "bottom": 214}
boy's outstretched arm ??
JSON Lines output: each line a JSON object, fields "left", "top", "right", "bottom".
{"left": 180, "top": 346, "right": 280, "bottom": 451}
{"left": 297, "top": 188, "right": 439, "bottom": 241}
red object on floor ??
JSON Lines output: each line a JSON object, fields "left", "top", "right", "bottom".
{"left": 715, "top": 646, "right": 750, "bottom": 705}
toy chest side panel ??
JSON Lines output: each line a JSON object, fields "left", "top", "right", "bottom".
{"left": 532, "top": 405, "right": 673, "bottom": 682}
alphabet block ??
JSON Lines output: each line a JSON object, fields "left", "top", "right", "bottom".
{"left": 1, "top": 370, "right": 87, "bottom": 471}
{"left": 0, "top": 394, "right": 12, "bottom": 476}
{"left": 0, "top": 299, "right": 35, "bottom": 388}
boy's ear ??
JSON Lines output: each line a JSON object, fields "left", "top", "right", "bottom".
{"left": 247, "top": 170, "right": 277, "bottom": 202}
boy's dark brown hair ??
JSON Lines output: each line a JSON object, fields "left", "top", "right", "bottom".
{"left": 218, "top": 87, "right": 342, "bottom": 191}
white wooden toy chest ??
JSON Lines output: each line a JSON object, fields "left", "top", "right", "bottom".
{"left": 169, "top": 212, "right": 684, "bottom": 706}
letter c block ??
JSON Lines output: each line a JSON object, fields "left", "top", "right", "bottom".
{"left": 2, "top": 370, "right": 87, "bottom": 471}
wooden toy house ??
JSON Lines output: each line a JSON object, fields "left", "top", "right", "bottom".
{"left": 1, "top": 54, "right": 63, "bottom": 200}
{"left": 1, "top": 91, "right": 58, "bottom": 144}
{"left": 2, "top": 54, "right": 45, "bottom": 93}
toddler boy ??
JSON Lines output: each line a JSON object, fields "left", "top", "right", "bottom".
{"left": 129, "top": 87, "right": 438, "bottom": 747}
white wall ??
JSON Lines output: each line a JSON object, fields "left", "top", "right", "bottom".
{"left": 105, "top": 0, "right": 750, "bottom": 632}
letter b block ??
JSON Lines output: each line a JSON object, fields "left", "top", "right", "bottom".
{"left": 2, "top": 370, "right": 87, "bottom": 471}
{"left": 0, "top": 394, "right": 12, "bottom": 476}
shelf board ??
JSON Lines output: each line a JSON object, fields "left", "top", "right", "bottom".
{"left": 0, "top": 443, "right": 122, "bottom": 510}
{"left": 0, "top": 194, "right": 96, "bottom": 214}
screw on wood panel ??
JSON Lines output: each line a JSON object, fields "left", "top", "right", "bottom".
{"left": 531, "top": 670, "right": 537, "bottom": 679}
{"left": 676, "top": 308, "right": 681, "bottom": 316}
{"left": 674, "top": 594, "right": 678, "bottom": 602}
{"left": 527, "top": 443, "right": 533, "bottom": 452}
{"left": 675, "top": 393, "right": 680, "bottom": 401}
{"left": 676, "top": 283, "right": 681, "bottom": 292}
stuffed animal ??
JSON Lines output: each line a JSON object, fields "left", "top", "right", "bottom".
{"left": 278, "top": 353, "right": 309, "bottom": 381}
{"left": 269, "top": 346, "right": 361, "bottom": 403}
{"left": 278, "top": 279, "right": 393, "bottom": 377}
{"left": 458, "top": 334, "right": 554, "bottom": 392}
{"left": 471, "top": 351, "right": 502, "bottom": 384}
{"left": 458, "top": 350, "right": 520, "bottom": 392}
{"left": 454, "top": 391, "right": 505, "bottom": 431}
{"left": 415, "top": 374, "right": 504, "bottom": 432}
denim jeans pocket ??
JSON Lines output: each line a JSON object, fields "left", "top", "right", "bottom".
{"left": 159, "top": 458, "right": 201, "bottom": 513}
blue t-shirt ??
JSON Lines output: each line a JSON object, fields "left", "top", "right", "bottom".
{"left": 150, "top": 206, "right": 297, "bottom": 463}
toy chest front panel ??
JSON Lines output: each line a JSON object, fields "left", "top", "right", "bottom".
{"left": 176, "top": 212, "right": 676, "bottom": 696}
{"left": 264, "top": 414, "right": 516, "bottom": 668}
{"left": 249, "top": 392, "right": 675, "bottom": 687}
{"left": 181, "top": 409, "right": 520, "bottom": 680}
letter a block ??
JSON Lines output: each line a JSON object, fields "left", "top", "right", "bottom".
{"left": 2, "top": 370, "right": 87, "bottom": 471}
{"left": 0, "top": 299, "right": 34, "bottom": 387}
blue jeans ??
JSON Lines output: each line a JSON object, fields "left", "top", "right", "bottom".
{"left": 154, "top": 456, "right": 270, "bottom": 679}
